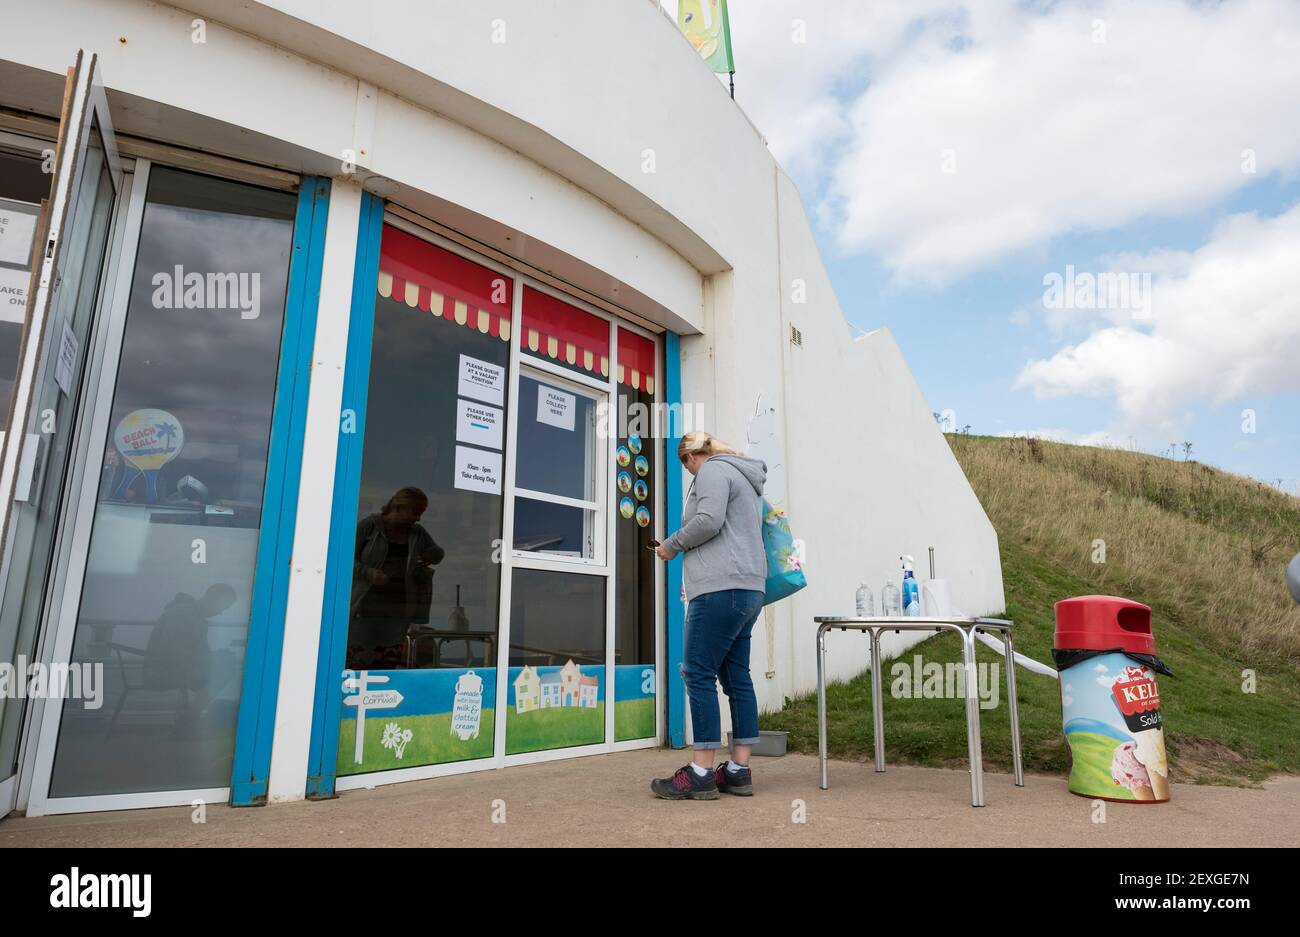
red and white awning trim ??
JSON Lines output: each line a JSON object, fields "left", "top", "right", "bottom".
{"left": 375, "top": 227, "right": 656, "bottom": 393}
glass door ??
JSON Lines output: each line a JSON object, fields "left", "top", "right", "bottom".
{"left": 35, "top": 164, "right": 298, "bottom": 805}
{"left": 0, "top": 51, "right": 122, "bottom": 819}
{"left": 502, "top": 291, "right": 613, "bottom": 757}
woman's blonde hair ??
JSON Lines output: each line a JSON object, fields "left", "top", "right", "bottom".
{"left": 677, "top": 430, "right": 741, "bottom": 464}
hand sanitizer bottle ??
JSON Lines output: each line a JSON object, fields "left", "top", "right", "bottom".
{"left": 855, "top": 583, "right": 874, "bottom": 616}
{"left": 882, "top": 579, "right": 901, "bottom": 617}
{"left": 901, "top": 555, "right": 921, "bottom": 616}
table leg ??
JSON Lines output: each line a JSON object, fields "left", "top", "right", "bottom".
{"left": 817, "top": 624, "right": 828, "bottom": 790}
{"left": 870, "top": 628, "right": 885, "bottom": 773}
{"left": 962, "top": 628, "right": 985, "bottom": 807}
{"left": 1003, "top": 629, "right": 1024, "bottom": 786}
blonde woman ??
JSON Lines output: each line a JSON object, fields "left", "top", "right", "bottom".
{"left": 651, "top": 431, "right": 767, "bottom": 800}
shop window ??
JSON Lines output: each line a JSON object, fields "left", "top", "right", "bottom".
{"left": 613, "top": 327, "right": 657, "bottom": 740}
{"left": 512, "top": 372, "right": 604, "bottom": 561}
{"left": 48, "top": 166, "right": 296, "bottom": 798}
{"left": 337, "top": 226, "right": 510, "bottom": 776}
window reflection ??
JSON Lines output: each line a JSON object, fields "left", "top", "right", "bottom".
{"left": 49, "top": 166, "right": 295, "bottom": 798}
{"left": 512, "top": 374, "right": 601, "bottom": 560}
{"left": 346, "top": 232, "right": 510, "bottom": 673}
{"left": 508, "top": 568, "right": 605, "bottom": 667}
{"left": 2, "top": 128, "right": 115, "bottom": 784}
{"left": 505, "top": 568, "right": 606, "bottom": 754}
{"left": 349, "top": 486, "right": 445, "bottom": 667}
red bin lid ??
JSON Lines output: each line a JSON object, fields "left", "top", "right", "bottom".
{"left": 1053, "top": 595, "right": 1155, "bottom": 655}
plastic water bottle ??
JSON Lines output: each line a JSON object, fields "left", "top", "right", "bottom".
{"left": 882, "top": 579, "right": 901, "bottom": 617}
{"left": 855, "top": 583, "right": 874, "bottom": 617}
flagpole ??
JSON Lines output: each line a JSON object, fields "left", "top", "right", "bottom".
{"left": 729, "top": 71, "right": 734, "bottom": 99}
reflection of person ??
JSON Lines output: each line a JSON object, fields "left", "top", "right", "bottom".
{"left": 349, "top": 487, "right": 445, "bottom": 668}
{"left": 650, "top": 431, "right": 767, "bottom": 801}
{"left": 142, "top": 584, "right": 238, "bottom": 724}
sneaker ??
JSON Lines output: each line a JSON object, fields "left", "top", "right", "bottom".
{"left": 651, "top": 764, "right": 720, "bottom": 801}
{"left": 714, "top": 762, "right": 753, "bottom": 796}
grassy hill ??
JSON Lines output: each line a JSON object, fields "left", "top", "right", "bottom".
{"left": 765, "top": 435, "right": 1300, "bottom": 785}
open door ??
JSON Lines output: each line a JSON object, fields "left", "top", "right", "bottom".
{"left": 0, "top": 50, "right": 122, "bottom": 819}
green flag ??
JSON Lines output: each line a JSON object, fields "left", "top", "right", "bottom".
{"left": 677, "top": 0, "right": 734, "bottom": 74}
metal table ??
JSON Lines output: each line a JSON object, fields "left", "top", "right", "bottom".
{"left": 815, "top": 616, "right": 1024, "bottom": 807}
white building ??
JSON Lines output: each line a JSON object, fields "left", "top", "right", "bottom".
{"left": 0, "top": 0, "right": 1002, "bottom": 818}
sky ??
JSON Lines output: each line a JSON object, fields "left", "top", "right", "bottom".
{"left": 661, "top": 0, "right": 1300, "bottom": 491}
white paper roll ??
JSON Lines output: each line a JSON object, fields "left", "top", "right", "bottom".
{"left": 921, "top": 579, "right": 953, "bottom": 617}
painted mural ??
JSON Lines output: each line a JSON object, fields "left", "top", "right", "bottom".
{"left": 338, "top": 664, "right": 656, "bottom": 771}
{"left": 337, "top": 668, "right": 496, "bottom": 775}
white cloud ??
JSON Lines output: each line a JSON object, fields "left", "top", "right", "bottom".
{"left": 831, "top": 0, "right": 1300, "bottom": 283}
{"left": 661, "top": 0, "right": 966, "bottom": 182}
{"left": 660, "top": 1, "right": 1300, "bottom": 430}
{"left": 1016, "top": 202, "right": 1300, "bottom": 424}
{"left": 666, "top": 1, "right": 1300, "bottom": 284}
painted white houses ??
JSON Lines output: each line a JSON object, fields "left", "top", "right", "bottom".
{"left": 514, "top": 663, "right": 599, "bottom": 714}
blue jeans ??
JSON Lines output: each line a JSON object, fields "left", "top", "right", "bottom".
{"left": 682, "top": 589, "right": 764, "bottom": 751}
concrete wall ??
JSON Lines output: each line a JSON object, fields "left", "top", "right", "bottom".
{"left": 772, "top": 170, "right": 1005, "bottom": 703}
{"left": 1, "top": 0, "right": 1004, "bottom": 759}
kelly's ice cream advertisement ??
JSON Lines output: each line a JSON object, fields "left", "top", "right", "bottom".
{"left": 1061, "top": 653, "right": 1170, "bottom": 802}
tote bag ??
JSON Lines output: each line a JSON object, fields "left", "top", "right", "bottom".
{"left": 761, "top": 499, "right": 806, "bottom": 605}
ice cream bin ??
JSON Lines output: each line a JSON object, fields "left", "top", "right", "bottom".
{"left": 1052, "top": 596, "right": 1173, "bottom": 803}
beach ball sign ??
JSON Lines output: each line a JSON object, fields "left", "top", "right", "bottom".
{"left": 113, "top": 408, "right": 184, "bottom": 502}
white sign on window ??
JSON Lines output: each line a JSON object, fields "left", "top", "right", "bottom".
{"left": 536, "top": 386, "right": 575, "bottom": 431}
{"left": 54, "top": 320, "right": 78, "bottom": 396}
{"left": 455, "top": 398, "right": 503, "bottom": 451}
{"left": 0, "top": 202, "right": 38, "bottom": 266}
{"left": 457, "top": 354, "right": 505, "bottom": 406}
{"left": 0, "top": 266, "right": 29, "bottom": 324}
{"left": 453, "top": 445, "right": 502, "bottom": 495}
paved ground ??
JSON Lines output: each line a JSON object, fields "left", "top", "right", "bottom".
{"left": 3, "top": 750, "right": 1297, "bottom": 847}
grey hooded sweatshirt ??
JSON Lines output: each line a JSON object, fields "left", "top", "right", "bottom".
{"left": 662, "top": 454, "right": 767, "bottom": 601}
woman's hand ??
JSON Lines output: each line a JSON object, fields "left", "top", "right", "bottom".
{"left": 655, "top": 543, "right": 673, "bottom": 561}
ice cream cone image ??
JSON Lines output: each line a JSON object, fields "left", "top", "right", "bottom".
{"left": 1111, "top": 740, "right": 1155, "bottom": 800}
{"left": 1133, "top": 729, "right": 1170, "bottom": 801}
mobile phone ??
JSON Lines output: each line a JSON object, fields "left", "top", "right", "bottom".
{"left": 645, "top": 539, "right": 661, "bottom": 550}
